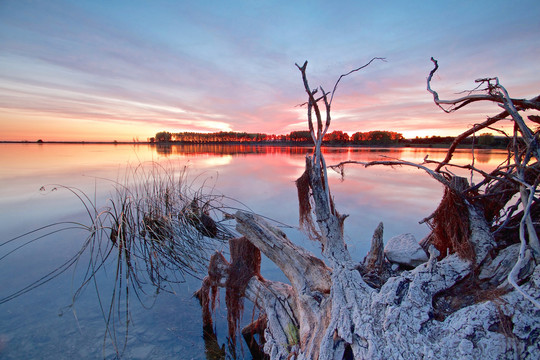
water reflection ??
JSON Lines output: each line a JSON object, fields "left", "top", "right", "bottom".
{"left": 154, "top": 143, "right": 314, "bottom": 157}
{"left": 0, "top": 143, "right": 510, "bottom": 359}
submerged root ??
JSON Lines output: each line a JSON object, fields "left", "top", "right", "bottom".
{"left": 195, "top": 252, "right": 229, "bottom": 329}
{"left": 242, "top": 315, "right": 268, "bottom": 360}
{"left": 226, "top": 237, "right": 262, "bottom": 346}
{"left": 195, "top": 236, "right": 262, "bottom": 349}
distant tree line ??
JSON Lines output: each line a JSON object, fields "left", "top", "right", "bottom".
{"left": 406, "top": 133, "right": 509, "bottom": 147}
{"left": 150, "top": 130, "right": 405, "bottom": 145}
{"left": 149, "top": 130, "right": 508, "bottom": 147}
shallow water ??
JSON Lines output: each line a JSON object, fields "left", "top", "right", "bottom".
{"left": 0, "top": 143, "right": 508, "bottom": 359}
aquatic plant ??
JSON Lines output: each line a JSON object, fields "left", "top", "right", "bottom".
{"left": 0, "top": 161, "right": 240, "bottom": 357}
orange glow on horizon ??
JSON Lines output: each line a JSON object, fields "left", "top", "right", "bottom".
{"left": 0, "top": 105, "right": 515, "bottom": 142}
{"left": 0, "top": 109, "right": 174, "bottom": 142}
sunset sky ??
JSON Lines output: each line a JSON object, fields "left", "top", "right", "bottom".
{"left": 0, "top": 0, "right": 539, "bottom": 142}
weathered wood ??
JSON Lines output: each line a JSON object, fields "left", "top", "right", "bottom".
{"left": 363, "top": 222, "right": 384, "bottom": 273}
{"left": 235, "top": 211, "right": 331, "bottom": 294}
{"left": 227, "top": 212, "right": 540, "bottom": 359}
{"left": 196, "top": 59, "right": 540, "bottom": 359}
{"left": 235, "top": 211, "right": 332, "bottom": 358}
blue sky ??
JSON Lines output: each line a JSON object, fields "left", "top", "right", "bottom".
{"left": 0, "top": 0, "right": 539, "bottom": 141}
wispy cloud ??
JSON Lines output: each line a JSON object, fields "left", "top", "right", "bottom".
{"left": 0, "top": 0, "right": 539, "bottom": 141}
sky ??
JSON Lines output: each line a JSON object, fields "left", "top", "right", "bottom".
{"left": 0, "top": 0, "right": 539, "bottom": 142}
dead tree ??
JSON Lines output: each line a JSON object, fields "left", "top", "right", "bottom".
{"left": 196, "top": 59, "right": 540, "bottom": 359}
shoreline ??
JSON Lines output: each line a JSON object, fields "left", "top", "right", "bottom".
{"left": 0, "top": 140, "right": 508, "bottom": 150}
{"left": 0, "top": 140, "right": 506, "bottom": 150}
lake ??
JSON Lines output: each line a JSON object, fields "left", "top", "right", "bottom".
{"left": 0, "top": 143, "right": 508, "bottom": 359}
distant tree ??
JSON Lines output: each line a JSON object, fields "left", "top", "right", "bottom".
{"left": 36, "top": 139, "right": 43, "bottom": 144}
{"left": 409, "top": 135, "right": 455, "bottom": 145}
{"left": 367, "top": 130, "right": 391, "bottom": 144}
{"left": 288, "top": 130, "right": 312, "bottom": 142}
{"left": 155, "top": 131, "right": 172, "bottom": 142}
{"left": 350, "top": 131, "right": 403, "bottom": 145}
{"left": 350, "top": 132, "right": 364, "bottom": 143}
{"left": 478, "top": 132, "right": 494, "bottom": 146}
{"left": 323, "top": 130, "right": 349, "bottom": 143}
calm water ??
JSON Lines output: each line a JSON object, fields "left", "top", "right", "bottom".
{"left": 0, "top": 143, "right": 508, "bottom": 359}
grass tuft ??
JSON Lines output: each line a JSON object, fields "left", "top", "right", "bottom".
{"left": 1, "top": 161, "right": 242, "bottom": 357}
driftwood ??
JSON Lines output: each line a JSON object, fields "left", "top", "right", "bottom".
{"left": 196, "top": 59, "right": 540, "bottom": 359}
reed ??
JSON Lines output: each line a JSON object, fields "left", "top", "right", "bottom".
{"left": 0, "top": 161, "right": 240, "bottom": 357}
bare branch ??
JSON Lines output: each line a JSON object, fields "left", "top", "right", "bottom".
{"left": 296, "top": 92, "right": 331, "bottom": 108}
{"left": 508, "top": 182, "right": 540, "bottom": 309}
{"left": 497, "top": 79, "right": 540, "bottom": 162}
{"left": 428, "top": 58, "right": 540, "bottom": 114}
{"left": 320, "top": 86, "right": 332, "bottom": 140}
{"left": 329, "top": 57, "right": 386, "bottom": 107}
{"left": 329, "top": 158, "right": 450, "bottom": 187}
{"left": 427, "top": 57, "right": 540, "bottom": 311}
{"left": 427, "top": 60, "right": 501, "bottom": 112}
{"left": 434, "top": 109, "right": 509, "bottom": 172}
{"left": 296, "top": 61, "right": 324, "bottom": 144}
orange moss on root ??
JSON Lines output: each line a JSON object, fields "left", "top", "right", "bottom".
{"left": 195, "top": 237, "right": 262, "bottom": 348}
{"left": 296, "top": 170, "right": 317, "bottom": 235}
{"left": 194, "top": 252, "right": 228, "bottom": 328}
{"left": 428, "top": 187, "right": 475, "bottom": 261}
{"left": 225, "top": 237, "right": 262, "bottom": 346}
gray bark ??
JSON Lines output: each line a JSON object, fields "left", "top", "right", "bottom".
{"left": 227, "top": 210, "right": 540, "bottom": 359}
{"left": 197, "top": 59, "right": 540, "bottom": 359}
